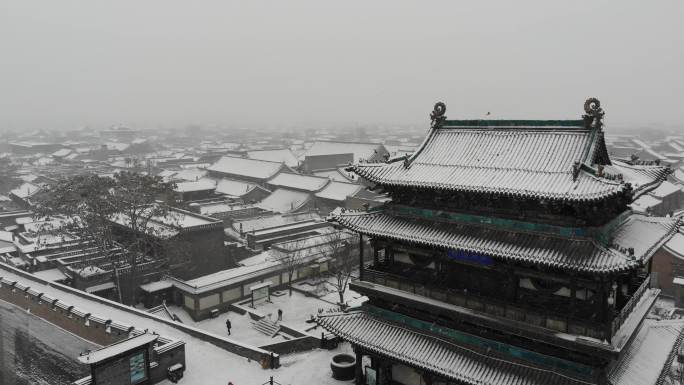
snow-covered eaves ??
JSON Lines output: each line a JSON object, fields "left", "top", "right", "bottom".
{"left": 319, "top": 310, "right": 592, "bottom": 385}
{"left": 606, "top": 160, "right": 670, "bottom": 200}
{"left": 331, "top": 208, "right": 679, "bottom": 274}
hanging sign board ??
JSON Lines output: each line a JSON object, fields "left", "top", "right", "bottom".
{"left": 250, "top": 281, "right": 272, "bottom": 307}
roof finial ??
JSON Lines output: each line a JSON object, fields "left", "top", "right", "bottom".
{"left": 583, "top": 97, "right": 605, "bottom": 130}
{"left": 430, "top": 102, "right": 447, "bottom": 129}
{"left": 572, "top": 161, "right": 581, "bottom": 181}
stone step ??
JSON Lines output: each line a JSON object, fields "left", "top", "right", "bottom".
{"left": 252, "top": 318, "right": 280, "bottom": 337}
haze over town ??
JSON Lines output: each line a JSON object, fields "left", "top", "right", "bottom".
{"left": 2, "top": 2, "right": 684, "bottom": 385}
{"left": 2, "top": 0, "right": 684, "bottom": 131}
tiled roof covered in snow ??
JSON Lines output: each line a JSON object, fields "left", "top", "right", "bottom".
{"left": 630, "top": 195, "right": 662, "bottom": 213}
{"left": 312, "top": 168, "right": 355, "bottom": 182}
{"left": 174, "top": 179, "right": 216, "bottom": 193}
{"left": 319, "top": 311, "right": 590, "bottom": 385}
{"left": 304, "top": 141, "right": 387, "bottom": 163}
{"left": 649, "top": 180, "right": 682, "bottom": 198}
{"left": 214, "top": 178, "right": 264, "bottom": 197}
{"left": 330, "top": 208, "right": 679, "bottom": 273}
{"left": 10, "top": 182, "right": 42, "bottom": 199}
{"left": 267, "top": 172, "right": 330, "bottom": 192}
{"left": 315, "top": 181, "right": 362, "bottom": 202}
{"left": 257, "top": 188, "right": 311, "bottom": 213}
{"left": 351, "top": 120, "right": 669, "bottom": 202}
{"left": 231, "top": 212, "right": 320, "bottom": 234}
{"left": 247, "top": 149, "right": 300, "bottom": 168}
{"left": 607, "top": 319, "right": 684, "bottom": 385}
{"left": 208, "top": 156, "right": 287, "bottom": 181}
{"left": 605, "top": 160, "right": 672, "bottom": 199}
{"left": 169, "top": 168, "right": 208, "bottom": 182}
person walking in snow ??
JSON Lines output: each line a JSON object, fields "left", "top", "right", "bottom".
{"left": 225, "top": 318, "right": 232, "bottom": 335}
{"left": 277, "top": 308, "right": 283, "bottom": 321}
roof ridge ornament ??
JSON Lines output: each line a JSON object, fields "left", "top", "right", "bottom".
{"left": 583, "top": 97, "right": 605, "bottom": 130}
{"left": 430, "top": 102, "right": 447, "bottom": 129}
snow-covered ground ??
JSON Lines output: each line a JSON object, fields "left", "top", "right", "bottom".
{"left": 168, "top": 305, "right": 290, "bottom": 347}
{"left": 0, "top": 266, "right": 358, "bottom": 385}
{"left": 167, "top": 287, "right": 361, "bottom": 348}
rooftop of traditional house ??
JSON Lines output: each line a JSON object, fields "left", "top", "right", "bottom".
{"left": 350, "top": 99, "right": 670, "bottom": 203}
{"left": 207, "top": 155, "right": 290, "bottom": 181}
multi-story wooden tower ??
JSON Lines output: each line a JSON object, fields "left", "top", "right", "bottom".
{"left": 320, "top": 99, "right": 680, "bottom": 385}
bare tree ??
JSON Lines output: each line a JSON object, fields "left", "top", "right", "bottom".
{"left": 38, "top": 174, "right": 119, "bottom": 264}
{"left": 274, "top": 239, "right": 307, "bottom": 296}
{"left": 107, "top": 171, "right": 177, "bottom": 304}
{"left": 39, "top": 171, "right": 177, "bottom": 304}
{"left": 326, "top": 230, "right": 358, "bottom": 306}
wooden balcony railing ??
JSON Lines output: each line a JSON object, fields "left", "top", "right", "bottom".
{"left": 610, "top": 275, "right": 650, "bottom": 336}
{"left": 363, "top": 267, "right": 607, "bottom": 340}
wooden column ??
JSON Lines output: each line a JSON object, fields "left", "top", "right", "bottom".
{"left": 359, "top": 234, "right": 364, "bottom": 281}
{"left": 373, "top": 246, "right": 379, "bottom": 267}
{"left": 570, "top": 275, "right": 577, "bottom": 319}
{"left": 508, "top": 268, "right": 517, "bottom": 302}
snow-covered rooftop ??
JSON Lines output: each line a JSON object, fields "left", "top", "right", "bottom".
{"left": 10, "top": 182, "right": 41, "bottom": 199}
{"left": 174, "top": 179, "right": 216, "bottom": 193}
{"left": 247, "top": 149, "right": 300, "bottom": 168}
{"left": 256, "top": 189, "right": 311, "bottom": 213}
{"left": 650, "top": 180, "right": 682, "bottom": 198}
{"left": 267, "top": 172, "right": 330, "bottom": 192}
{"left": 52, "top": 148, "right": 72, "bottom": 157}
{"left": 215, "top": 178, "right": 261, "bottom": 197}
{"left": 630, "top": 195, "right": 663, "bottom": 213}
{"left": 608, "top": 319, "right": 684, "bottom": 385}
{"left": 311, "top": 168, "right": 354, "bottom": 182}
{"left": 304, "top": 141, "right": 386, "bottom": 162}
{"left": 32, "top": 268, "right": 68, "bottom": 282}
{"left": 171, "top": 168, "right": 208, "bottom": 182}
{"left": 664, "top": 232, "right": 684, "bottom": 257}
{"left": 178, "top": 261, "right": 281, "bottom": 293}
{"left": 231, "top": 212, "right": 320, "bottom": 234}
{"left": 78, "top": 333, "right": 159, "bottom": 364}
{"left": 315, "top": 181, "right": 362, "bottom": 202}
{"left": 110, "top": 206, "right": 220, "bottom": 239}
{"left": 208, "top": 156, "right": 286, "bottom": 180}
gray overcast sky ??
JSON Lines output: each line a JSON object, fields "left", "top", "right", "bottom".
{"left": 1, "top": 1, "right": 683, "bottom": 130}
